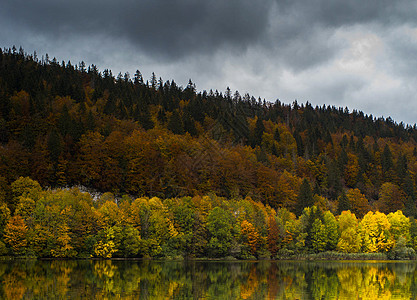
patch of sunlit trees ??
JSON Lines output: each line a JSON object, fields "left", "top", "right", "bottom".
{"left": 0, "top": 176, "right": 417, "bottom": 259}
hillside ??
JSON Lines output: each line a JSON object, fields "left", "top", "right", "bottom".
{"left": 1, "top": 46, "right": 417, "bottom": 217}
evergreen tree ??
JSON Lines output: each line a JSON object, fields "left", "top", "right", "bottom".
{"left": 271, "top": 143, "right": 278, "bottom": 157}
{"left": 252, "top": 117, "right": 265, "bottom": 147}
{"left": 86, "top": 111, "right": 95, "bottom": 132}
{"left": 167, "top": 110, "right": 184, "bottom": 135}
{"left": 48, "top": 128, "right": 62, "bottom": 163}
{"left": 404, "top": 196, "right": 417, "bottom": 218}
{"left": 396, "top": 154, "right": 408, "bottom": 184}
{"left": 134, "top": 70, "right": 144, "bottom": 85}
{"left": 58, "top": 105, "right": 72, "bottom": 137}
{"left": 157, "top": 108, "right": 167, "bottom": 124}
{"left": 404, "top": 174, "right": 416, "bottom": 200}
{"left": 381, "top": 144, "right": 393, "bottom": 172}
{"left": 293, "top": 130, "right": 304, "bottom": 157}
{"left": 338, "top": 148, "right": 348, "bottom": 171}
{"left": 295, "top": 179, "right": 314, "bottom": 216}
{"left": 182, "top": 111, "right": 197, "bottom": 136}
{"left": 337, "top": 191, "right": 351, "bottom": 214}
{"left": 273, "top": 128, "right": 280, "bottom": 142}
{"left": 327, "top": 160, "right": 342, "bottom": 200}
{"left": 138, "top": 105, "right": 154, "bottom": 130}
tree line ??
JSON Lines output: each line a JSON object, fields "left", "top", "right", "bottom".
{"left": 0, "top": 177, "right": 416, "bottom": 259}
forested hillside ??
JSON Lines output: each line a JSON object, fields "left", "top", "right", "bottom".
{"left": 1, "top": 46, "right": 417, "bottom": 216}
{"left": 3, "top": 47, "right": 417, "bottom": 258}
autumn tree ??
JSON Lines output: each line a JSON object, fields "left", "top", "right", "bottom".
{"left": 360, "top": 211, "right": 393, "bottom": 253}
{"left": 267, "top": 215, "right": 281, "bottom": 256}
{"left": 387, "top": 210, "right": 410, "bottom": 243}
{"left": 344, "top": 153, "right": 359, "bottom": 188}
{"left": 377, "top": 182, "right": 405, "bottom": 214}
{"left": 337, "top": 210, "right": 361, "bottom": 253}
{"left": 346, "top": 188, "right": 370, "bottom": 218}
{"left": 10, "top": 177, "right": 42, "bottom": 212}
{"left": 4, "top": 215, "right": 28, "bottom": 255}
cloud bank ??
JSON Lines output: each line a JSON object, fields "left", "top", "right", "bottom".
{"left": 2, "top": 0, "right": 417, "bottom": 123}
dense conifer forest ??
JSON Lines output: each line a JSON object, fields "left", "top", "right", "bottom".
{"left": 2, "top": 46, "right": 417, "bottom": 259}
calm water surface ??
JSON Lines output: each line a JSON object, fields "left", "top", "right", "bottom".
{"left": 0, "top": 259, "right": 417, "bottom": 299}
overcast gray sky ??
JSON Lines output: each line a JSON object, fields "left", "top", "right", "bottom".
{"left": 2, "top": 0, "right": 417, "bottom": 124}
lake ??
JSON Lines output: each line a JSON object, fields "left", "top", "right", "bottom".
{"left": 0, "top": 259, "right": 416, "bottom": 299}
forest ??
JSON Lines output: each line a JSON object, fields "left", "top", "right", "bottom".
{"left": 0, "top": 176, "right": 417, "bottom": 259}
{"left": 1, "top": 46, "right": 417, "bottom": 258}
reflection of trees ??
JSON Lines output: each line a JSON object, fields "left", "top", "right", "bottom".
{"left": 0, "top": 260, "right": 417, "bottom": 298}
{"left": 2, "top": 269, "right": 26, "bottom": 300}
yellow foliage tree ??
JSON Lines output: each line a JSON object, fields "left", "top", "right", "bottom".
{"left": 359, "top": 211, "right": 394, "bottom": 253}
{"left": 240, "top": 220, "right": 260, "bottom": 255}
{"left": 337, "top": 211, "right": 361, "bottom": 253}
{"left": 387, "top": 210, "right": 410, "bottom": 243}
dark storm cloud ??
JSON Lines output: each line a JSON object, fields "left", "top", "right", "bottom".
{"left": 2, "top": 0, "right": 417, "bottom": 124}
{"left": 1, "top": 0, "right": 271, "bottom": 60}
{"left": 3, "top": 0, "right": 416, "bottom": 60}
{"left": 2, "top": 0, "right": 417, "bottom": 65}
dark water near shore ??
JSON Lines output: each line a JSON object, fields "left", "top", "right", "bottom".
{"left": 0, "top": 259, "right": 416, "bottom": 299}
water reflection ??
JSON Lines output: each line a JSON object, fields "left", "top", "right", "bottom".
{"left": 0, "top": 260, "right": 417, "bottom": 299}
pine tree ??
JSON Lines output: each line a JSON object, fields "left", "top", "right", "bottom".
{"left": 382, "top": 144, "right": 393, "bottom": 172}
{"left": 295, "top": 179, "right": 314, "bottom": 216}
{"left": 139, "top": 105, "right": 154, "bottom": 130}
{"left": 337, "top": 191, "right": 351, "bottom": 214}
{"left": 273, "top": 128, "right": 280, "bottom": 142}
{"left": 182, "top": 111, "right": 197, "bottom": 136}
{"left": 134, "top": 70, "right": 144, "bottom": 85}
{"left": 404, "top": 196, "right": 417, "bottom": 218}
{"left": 167, "top": 110, "right": 184, "bottom": 135}
{"left": 252, "top": 117, "right": 265, "bottom": 147}
{"left": 293, "top": 130, "right": 304, "bottom": 157}
{"left": 86, "top": 111, "right": 95, "bottom": 132}
{"left": 48, "top": 128, "right": 62, "bottom": 163}
{"left": 327, "top": 160, "right": 342, "bottom": 200}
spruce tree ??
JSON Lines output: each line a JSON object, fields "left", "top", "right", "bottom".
{"left": 294, "top": 130, "right": 304, "bottom": 157}
{"left": 167, "top": 110, "right": 184, "bottom": 135}
{"left": 139, "top": 105, "right": 154, "bottom": 130}
{"left": 382, "top": 144, "right": 393, "bottom": 172}
{"left": 404, "top": 196, "right": 417, "bottom": 218}
{"left": 337, "top": 191, "right": 351, "bottom": 214}
{"left": 252, "top": 117, "right": 265, "bottom": 147}
{"left": 273, "top": 128, "right": 280, "bottom": 142}
{"left": 295, "top": 179, "right": 314, "bottom": 216}
{"left": 48, "top": 128, "right": 62, "bottom": 163}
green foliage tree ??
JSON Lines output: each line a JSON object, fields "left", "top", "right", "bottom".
{"left": 323, "top": 211, "right": 339, "bottom": 251}
{"left": 207, "top": 207, "right": 233, "bottom": 257}
{"left": 10, "top": 177, "right": 42, "bottom": 212}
